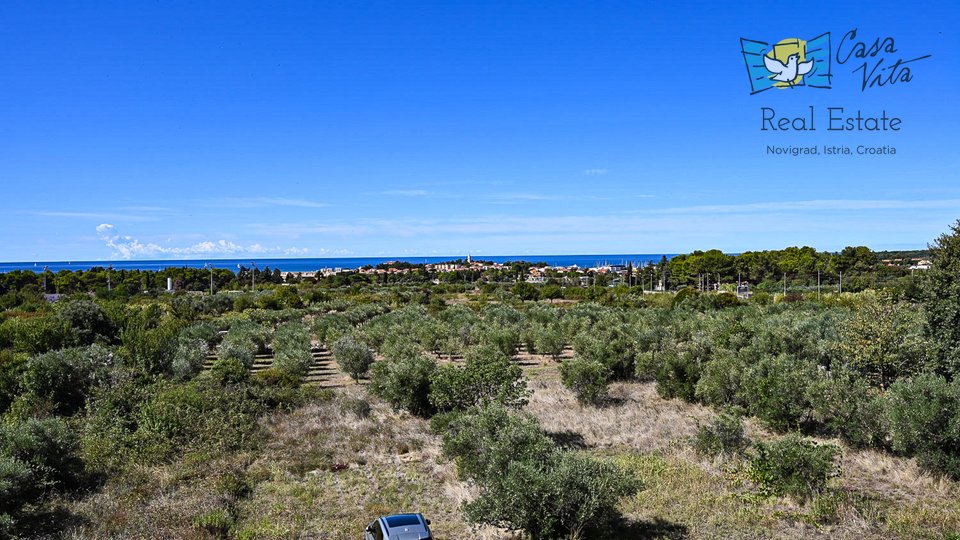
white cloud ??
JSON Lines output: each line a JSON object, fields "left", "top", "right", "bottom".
{"left": 95, "top": 224, "right": 309, "bottom": 259}
{"left": 584, "top": 168, "right": 609, "bottom": 176}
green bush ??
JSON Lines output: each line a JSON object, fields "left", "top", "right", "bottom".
{"left": 312, "top": 314, "right": 352, "bottom": 346}
{"left": 694, "top": 350, "right": 747, "bottom": 408}
{"left": 208, "top": 358, "right": 251, "bottom": 386}
{"left": 429, "top": 343, "right": 529, "bottom": 412}
{"left": 655, "top": 342, "right": 704, "bottom": 402}
{"left": 693, "top": 412, "right": 750, "bottom": 457}
{"left": 886, "top": 373, "right": 960, "bottom": 479}
{"left": 836, "top": 294, "right": 928, "bottom": 389}
{"left": 435, "top": 405, "right": 553, "bottom": 481}
{"left": 5, "top": 316, "right": 71, "bottom": 355}
{"left": 806, "top": 367, "right": 885, "bottom": 448}
{"left": 436, "top": 405, "right": 640, "bottom": 539}
{"left": 19, "top": 345, "right": 114, "bottom": 416}
{"left": 331, "top": 335, "right": 374, "bottom": 381}
{"left": 87, "top": 375, "right": 269, "bottom": 467}
{"left": 218, "top": 333, "right": 257, "bottom": 368}
{"left": 171, "top": 337, "right": 208, "bottom": 379}
{"left": 56, "top": 298, "right": 117, "bottom": 346}
{"left": 748, "top": 433, "right": 840, "bottom": 501}
{"left": 532, "top": 323, "right": 565, "bottom": 359}
{"left": 0, "top": 417, "right": 84, "bottom": 535}
{"left": 464, "top": 451, "right": 641, "bottom": 540}
{"left": 0, "top": 350, "right": 26, "bottom": 415}
{"left": 738, "top": 354, "right": 815, "bottom": 432}
{"left": 571, "top": 325, "right": 637, "bottom": 380}
{"left": 271, "top": 322, "right": 313, "bottom": 378}
{"left": 558, "top": 357, "right": 611, "bottom": 406}
{"left": 369, "top": 353, "right": 437, "bottom": 416}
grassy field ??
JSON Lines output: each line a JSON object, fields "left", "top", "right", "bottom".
{"left": 55, "top": 355, "right": 960, "bottom": 540}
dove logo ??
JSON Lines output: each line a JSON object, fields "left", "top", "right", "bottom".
{"left": 741, "top": 33, "right": 832, "bottom": 94}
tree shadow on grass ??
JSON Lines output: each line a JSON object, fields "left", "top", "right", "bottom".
{"left": 14, "top": 505, "right": 88, "bottom": 539}
{"left": 600, "top": 395, "right": 629, "bottom": 408}
{"left": 546, "top": 429, "right": 590, "bottom": 450}
{"left": 600, "top": 516, "right": 690, "bottom": 539}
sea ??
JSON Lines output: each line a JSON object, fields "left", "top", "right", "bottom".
{"left": 0, "top": 254, "right": 674, "bottom": 274}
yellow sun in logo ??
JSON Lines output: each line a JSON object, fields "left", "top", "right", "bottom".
{"left": 767, "top": 38, "right": 808, "bottom": 88}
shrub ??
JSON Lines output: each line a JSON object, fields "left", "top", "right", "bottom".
{"left": 0, "top": 350, "right": 26, "bottom": 415}
{"left": 369, "top": 354, "right": 437, "bottom": 416}
{"left": 312, "top": 314, "right": 352, "bottom": 346}
{"left": 464, "top": 451, "right": 641, "bottom": 540}
{"left": 0, "top": 417, "right": 84, "bottom": 534}
{"left": 119, "top": 306, "right": 183, "bottom": 374}
{"left": 633, "top": 324, "right": 672, "bottom": 381}
{"left": 572, "top": 326, "right": 636, "bottom": 380}
{"left": 437, "top": 405, "right": 640, "bottom": 539}
{"left": 379, "top": 336, "right": 422, "bottom": 363}
{"left": 558, "top": 357, "right": 611, "bottom": 406}
{"left": 271, "top": 322, "right": 313, "bottom": 378}
{"left": 331, "top": 335, "right": 374, "bottom": 381}
{"left": 130, "top": 378, "right": 268, "bottom": 464}
{"left": 429, "top": 343, "right": 529, "bottom": 412}
{"left": 654, "top": 343, "right": 704, "bottom": 402}
{"left": 672, "top": 286, "right": 699, "bottom": 308}
{"left": 886, "top": 373, "right": 960, "bottom": 479}
{"left": 748, "top": 433, "right": 841, "bottom": 501}
{"left": 532, "top": 323, "right": 565, "bottom": 359}
{"left": 477, "top": 325, "right": 521, "bottom": 358}
{"left": 806, "top": 367, "right": 885, "bottom": 448}
{"left": 218, "top": 333, "right": 256, "bottom": 369}
{"left": 693, "top": 412, "right": 750, "bottom": 457}
{"left": 836, "top": 294, "right": 928, "bottom": 389}
{"left": 208, "top": 358, "right": 251, "bottom": 386}
{"left": 694, "top": 350, "right": 747, "bottom": 408}
{"left": 7, "top": 316, "right": 71, "bottom": 355}
{"left": 738, "top": 354, "right": 816, "bottom": 432}
{"left": 19, "top": 345, "right": 114, "bottom": 416}
{"left": 434, "top": 404, "right": 558, "bottom": 483}
{"left": 56, "top": 298, "right": 117, "bottom": 346}
{"left": 171, "top": 337, "right": 208, "bottom": 379}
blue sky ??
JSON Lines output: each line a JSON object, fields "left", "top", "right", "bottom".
{"left": 2, "top": 0, "right": 959, "bottom": 261}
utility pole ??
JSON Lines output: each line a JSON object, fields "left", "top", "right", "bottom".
{"left": 205, "top": 263, "right": 214, "bottom": 295}
{"left": 839, "top": 271, "right": 843, "bottom": 293}
{"left": 107, "top": 265, "right": 112, "bottom": 292}
{"left": 782, "top": 272, "right": 786, "bottom": 295}
{"left": 42, "top": 266, "right": 48, "bottom": 293}
{"left": 817, "top": 270, "right": 821, "bottom": 300}
{"left": 251, "top": 262, "right": 257, "bottom": 291}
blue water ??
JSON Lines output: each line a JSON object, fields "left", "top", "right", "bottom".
{"left": 0, "top": 254, "right": 674, "bottom": 274}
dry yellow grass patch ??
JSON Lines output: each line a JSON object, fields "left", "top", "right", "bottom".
{"left": 527, "top": 376, "right": 712, "bottom": 452}
{"left": 233, "top": 386, "right": 510, "bottom": 540}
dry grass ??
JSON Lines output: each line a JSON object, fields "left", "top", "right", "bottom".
{"left": 62, "top": 452, "right": 256, "bottom": 540}
{"left": 527, "top": 372, "right": 712, "bottom": 452}
{"left": 231, "top": 386, "right": 511, "bottom": 540}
